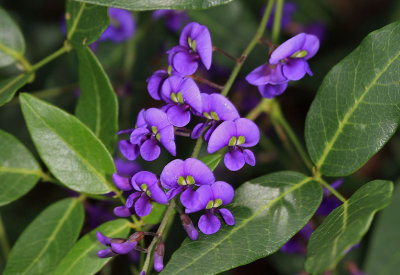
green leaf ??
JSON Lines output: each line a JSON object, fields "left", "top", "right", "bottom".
{"left": 0, "top": 129, "right": 41, "bottom": 206}
{"left": 54, "top": 219, "right": 131, "bottom": 275}
{"left": 19, "top": 93, "right": 115, "bottom": 194}
{"left": 161, "top": 171, "right": 323, "bottom": 275}
{"left": 72, "top": 0, "right": 234, "bottom": 11}
{"left": 66, "top": 0, "right": 109, "bottom": 47}
{"left": 3, "top": 198, "right": 84, "bottom": 275}
{"left": 305, "top": 180, "right": 393, "bottom": 274}
{"left": 199, "top": 154, "right": 222, "bottom": 171}
{"left": 143, "top": 203, "right": 167, "bottom": 225}
{"left": 364, "top": 183, "right": 400, "bottom": 275}
{"left": 305, "top": 21, "right": 400, "bottom": 176}
{"left": 0, "top": 7, "right": 25, "bottom": 67}
{"left": 76, "top": 47, "right": 118, "bottom": 153}
{"left": 0, "top": 73, "right": 32, "bottom": 106}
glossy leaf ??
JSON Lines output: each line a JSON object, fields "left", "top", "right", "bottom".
{"left": 0, "top": 129, "right": 41, "bottom": 206}
{"left": 162, "top": 171, "right": 323, "bottom": 275}
{"left": 54, "top": 219, "right": 131, "bottom": 275}
{"left": 364, "top": 184, "right": 400, "bottom": 275}
{"left": 66, "top": 0, "right": 109, "bottom": 47}
{"left": 76, "top": 47, "right": 118, "bottom": 153}
{"left": 305, "top": 21, "right": 400, "bottom": 176}
{"left": 305, "top": 180, "right": 393, "bottom": 274}
{"left": 3, "top": 198, "right": 84, "bottom": 275}
{"left": 72, "top": 0, "right": 234, "bottom": 11}
{"left": 20, "top": 93, "right": 115, "bottom": 194}
{"left": 0, "top": 73, "right": 32, "bottom": 106}
{"left": 0, "top": 7, "right": 25, "bottom": 67}
{"left": 199, "top": 154, "right": 222, "bottom": 171}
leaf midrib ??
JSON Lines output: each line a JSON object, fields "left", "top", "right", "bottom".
{"left": 0, "top": 166, "right": 41, "bottom": 176}
{"left": 315, "top": 48, "right": 400, "bottom": 168}
{"left": 67, "top": 2, "right": 86, "bottom": 40}
{"left": 171, "top": 177, "right": 313, "bottom": 274}
{"left": 20, "top": 199, "right": 79, "bottom": 275}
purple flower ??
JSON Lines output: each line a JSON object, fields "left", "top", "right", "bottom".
{"left": 160, "top": 158, "right": 215, "bottom": 209}
{"left": 207, "top": 118, "right": 260, "bottom": 171}
{"left": 113, "top": 171, "right": 168, "bottom": 217}
{"left": 96, "top": 231, "right": 144, "bottom": 258}
{"left": 118, "top": 108, "right": 176, "bottom": 161}
{"left": 191, "top": 93, "right": 240, "bottom": 141}
{"left": 161, "top": 76, "right": 202, "bottom": 127}
{"left": 280, "top": 222, "right": 313, "bottom": 254}
{"left": 114, "top": 157, "right": 141, "bottom": 177}
{"left": 186, "top": 181, "right": 235, "bottom": 235}
{"left": 146, "top": 69, "right": 170, "bottom": 101}
{"left": 167, "top": 22, "right": 212, "bottom": 75}
{"left": 179, "top": 213, "right": 199, "bottom": 240}
{"left": 269, "top": 33, "right": 320, "bottom": 81}
{"left": 154, "top": 240, "right": 165, "bottom": 272}
{"left": 152, "top": 10, "right": 189, "bottom": 32}
{"left": 245, "top": 63, "right": 289, "bottom": 98}
{"left": 267, "top": 2, "right": 297, "bottom": 30}
{"left": 98, "top": 8, "right": 136, "bottom": 43}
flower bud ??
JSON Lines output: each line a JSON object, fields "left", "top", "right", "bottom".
{"left": 97, "top": 248, "right": 117, "bottom": 258}
{"left": 180, "top": 213, "right": 199, "bottom": 241}
{"left": 154, "top": 240, "right": 165, "bottom": 272}
{"left": 110, "top": 231, "right": 143, "bottom": 255}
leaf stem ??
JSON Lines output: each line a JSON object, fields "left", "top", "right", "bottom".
{"left": 271, "top": 0, "right": 284, "bottom": 44}
{"left": 141, "top": 200, "right": 176, "bottom": 274}
{"left": 213, "top": 46, "right": 239, "bottom": 63}
{"left": 191, "top": 137, "right": 203, "bottom": 159}
{"left": 317, "top": 178, "right": 347, "bottom": 203}
{"left": 0, "top": 211, "right": 10, "bottom": 262}
{"left": 220, "top": 0, "right": 274, "bottom": 96}
{"left": 30, "top": 45, "right": 69, "bottom": 72}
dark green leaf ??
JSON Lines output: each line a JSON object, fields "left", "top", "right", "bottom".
{"left": 0, "top": 73, "right": 32, "bottom": 106}
{"left": 0, "top": 129, "right": 41, "bottom": 206}
{"left": 19, "top": 93, "right": 115, "bottom": 194}
{"left": 143, "top": 203, "right": 167, "bottom": 225}
{"left": 305, "top": 180, "right": 393, "bottom": 274}
{"left": 3, "top": 198, "right": 84, "bottom": 275}
{"left": 72, "top": 0, "right": 234, "bottom": 11}
{"left": 54, "top": 219, "right": 131, "bottom": 275}
{"left": 66, "top": 0, "right": 109, "bottom": 47}
{"left": 76, "top": 47, "right": 118, "bottom": 153}
{"left": 162, "top": 171, "right": 323, "bottom": 275}
{"left": 364, "top": 183, "right": 400, "bottom": 275}
{"left": 199, "top": 154, "right": 222, "bottom": 171}
{"left": 305, "top": 21, "right": 400, "bottom": 176}
{"left": 0, "top": 7, "right": 25, "bottom": 67}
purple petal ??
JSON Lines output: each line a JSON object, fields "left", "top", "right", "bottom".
{"left": 166, "top": 105, "right": 191, "bottom": 127}
{"left": 180, "top": 213, "right": 199, "bottom": 240}
{"left": 161, "top": 75, "right": 183, "bottom": 102}
{"left": 112, "top": 173, "right": 133, "bottom": 191}
{"left": 171, "top": 49, "right": 198, "bottom": 75}
{"left": 113, "top": 206, "right": 132, "bottom": 217}
{"left": 160, "top": 159, "right": 185, "bottom": 189}
{"left": 210, "top": 181, "right": 234, "bottom": 205}
{"left": 258, "top": 82, "right": 288, "bottom": 98}
{"left": 154, "top": 253, "right": 164, "bottom": 272}
{"left": 136, "top": 109, "right": 147, "bottom": 128}
{"left": 246, "top": 63, "right": 272, "bottom": 86}
{"left": 119, "top": 140, "right": 139, "bottom": 161}
{"left": 111, "top": 240, "right": 137, "bottom": 254}
{"left": 148, "top": 184, "right": 168, "bottom": 204}
{"left": 186, "top": 185, "right": 213, "bottom": 213}
{"left": 207, "top": 121, "right": 236, "bottom": 153}
{"left": 126, "top": 192, "right": 142, "bottom": 208}
{"left": 132, "top": 171, "right": 158, "bottom": 189}
{"left": 130, "top": 127, "right": 149, "bottom": 144}
{"left": 204, "top": 123, "right": 217, "bottom": 142}
{"left": 270, "top": 33, "right": 306, "bottom": 64}
{"left": 96, "top": 231, "right": 112, "bottom": 246}
{"left": 166, "top": 186, "right": 185, "bottom": 200}
{"left": 198, "top": 212, "right": 221, "bottom": 235}
{"left": 97, "top": 248, "right": 116, "bottom": 258}
{"left": 140, "top": 139, "right": 161, "bottom": 161}
{"left": 114, "top": 158, "right": 141, "bottom": 177}
{"left": 234, "top": 118, "right": 260, "bottom": 147}
{"left": 224, "top": 149, "right": 245, "bottom": 171}
{"left": 191, "top": 122, "right": 207, "bottom": 139}
{"left": 282, "top": 59, "right": 308, "bottom": 81}
{"left": 180, "top": 188, "right": 201, "bottom": 209}
{"left": 218, "top": 208, "right": 235, "bottom": 226}
{"left": 243, "top": 149, "right": 256, "bottom": 166}
{"left": 144, "top": 108, "right": 170, "bottom": 130}
{"left": 207, "top": 93, "right": 240, "bottom": 121}
{"left": 147, "top": 70, "right": 169, "bottom": 100}
{"left": 303, "top": 34, "right": 320, "bottom": 60}
{"left": 183, "top": 158, "right": 215, "bottom": 186}
{"left": 135, "top": 194, "right": 152, "bottom": 216}
{"left": 179, "top": 78, "right": 202, "bottom": 113}
{"left": 159, "top": 125, "right": 176, "bottom": 156}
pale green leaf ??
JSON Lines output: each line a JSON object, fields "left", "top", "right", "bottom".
{"left": 162, "top": 171, "right": 323, "bottom": 275}
{"left": 19, "top": 93, "right": 115, "bottom": 194}
{"left": 0, "top": 129, "right": 41, "bottom": 206}
{"left": 3, "top": 198, "right": 84, "bottom": 275}
{"left": 54, "top": 219, "right": 131, "bottom": 275}
{"left": 199, "top": 154, "right": 222, "bottom": 171}
{"left": 305, "top": 21, "right": 400, "bottom": 176}
{"left": 305, "top": 180, "right": 393, "bottom": 274}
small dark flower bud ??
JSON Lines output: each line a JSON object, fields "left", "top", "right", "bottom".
{"left": 139, "top": 271, "right": 146, "bottom": 275}
{"left": 154, "top": 240, "right": 165, "bottom": 272}
{"left": 180, "top": 213, "right": 199, "bottom": 240}
{"left": 97, "top": 248, "right": 117, "bottom": 258}
{"left": 129, "top": 231, "right": 144, "bottom": 242}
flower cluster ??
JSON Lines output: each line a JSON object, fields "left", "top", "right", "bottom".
{"left": 97, "top": 21, "right": 260, "bottom": 273}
